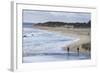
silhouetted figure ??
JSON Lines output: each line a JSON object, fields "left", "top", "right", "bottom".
{"left": 23, "top": 35, "right": 27, "bottom": 37}
{"left": 67, "top": 47, "right": 70, "bottom": 56}
{"left": 77, "top": 47, "right": 79, "bottom": 56}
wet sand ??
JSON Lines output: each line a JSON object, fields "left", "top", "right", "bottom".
{"left": 33, "top": 26, "right": 91, "bottom": 54}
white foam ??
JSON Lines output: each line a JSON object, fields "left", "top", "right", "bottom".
{"left": 23, "top": 27, "right": 79, "bottom": 54}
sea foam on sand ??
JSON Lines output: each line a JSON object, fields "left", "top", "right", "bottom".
{"left": 22, "top": 27, "right": 90, "bottom": 63}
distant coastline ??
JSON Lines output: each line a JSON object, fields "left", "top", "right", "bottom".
{"left": 23, "top": 20, "right": 91, "bottom": 28}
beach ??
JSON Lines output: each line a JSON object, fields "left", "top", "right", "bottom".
{"left": 33, "top": 26, "right": 91, "bottom": 54}
{"left": 22, "top": 10, "right": 91, "bottom": 63}
{"left": 22, "top": 25, "right": 91, "bottom": 63}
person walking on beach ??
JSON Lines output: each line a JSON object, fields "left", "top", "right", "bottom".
{"left": 77, "top": 47, "right": 79, "bottom": 56}
{"left": 67, "top": 47, "right": 70, "bottom": 56}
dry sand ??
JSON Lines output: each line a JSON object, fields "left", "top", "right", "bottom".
{"left": 33, "top": 26, "right": 91, "bottom": 53}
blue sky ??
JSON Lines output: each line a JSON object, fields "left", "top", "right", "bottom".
{"left": 23, "top": 10, "right": 91, "bottom": 23}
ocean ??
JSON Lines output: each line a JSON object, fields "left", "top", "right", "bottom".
{"left": 22, "top": 23, "right": 90, "bottom": 63}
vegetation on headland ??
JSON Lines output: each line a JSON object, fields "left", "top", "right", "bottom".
{"left": 34, "top": 20, "right": 91, "bottom": 28}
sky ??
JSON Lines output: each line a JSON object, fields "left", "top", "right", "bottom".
{"left": 23, "top": 10, "right": 91, "bottom": 23}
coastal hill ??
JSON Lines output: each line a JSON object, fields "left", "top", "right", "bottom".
{"left": 34, "top": 21, "right": 91, "bottom": 28}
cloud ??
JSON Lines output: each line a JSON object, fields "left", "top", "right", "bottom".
{"left": 23, "top": 10, "right": 91, "bottom": 23}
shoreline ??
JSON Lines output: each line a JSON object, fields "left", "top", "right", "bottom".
{"left": 33, "top": 26, "right": 91, "bottom": 54}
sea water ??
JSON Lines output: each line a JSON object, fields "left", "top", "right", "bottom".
{"left": 22, "top": 25, "right": 90, "bottom": 63}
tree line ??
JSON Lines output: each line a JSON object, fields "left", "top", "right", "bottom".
{"left": 35, "top": 20, "right": 91, "bottom": 28}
